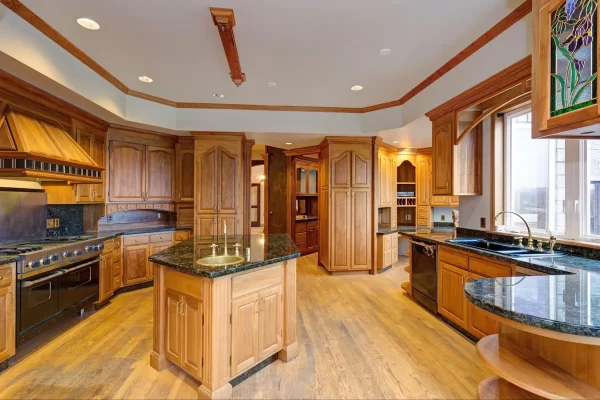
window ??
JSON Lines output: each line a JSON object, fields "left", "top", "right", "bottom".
{"left": 503, "top": 107, "right": 600, "bottom": 240}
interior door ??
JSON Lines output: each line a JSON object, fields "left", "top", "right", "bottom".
{"left": 146, "top": 146, "right": 175, "bottom": 202}
{"left": 258, "top": 285, "right": 283, "bottom": 360}
{"left": 182, "top": 295, "right": 203, "bottom": 379}
{"left": 109, "top": 141, "right": 145, "bottom": 202}
{"left": 250, "top": 183, "right": 261, "bottom": 228}
{"left": 265, "top": 146, "right": 287, "bottom": 234}
{"left": 350, "top": 188, "right": 370, "bottom": 270}
{"left": 165, "top": 290, "right": 182, "bottom": 364}
{"left": 231, "top": 292, "right": 259, "bottom": 376}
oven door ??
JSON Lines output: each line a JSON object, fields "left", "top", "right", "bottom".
{"left": 19, "top": 269, "right": 62, "bottom": 333}
{"left": 58, "top": 258, "right": 99, "bottom": 310}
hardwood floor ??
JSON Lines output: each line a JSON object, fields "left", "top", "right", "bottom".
{"left": 0, "top": 254, "right": 490, "bottom": 399}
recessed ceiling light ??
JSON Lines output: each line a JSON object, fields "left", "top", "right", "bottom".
{"left": 213, "top": 93, "right": 224, "bottom": 98}
{"left": 392, "top": 141, "right": 399, "bottom": 144}
{"left": 138, "top": 76, "right": 153, "bottom": 83}
{"left": 351, "top": 85, "right": 363, "bottom": 91}
{"left": 77, "top": 18, "right": 100, "bottom": 30}
{"left": 379, "top": 48, "right": 391, "bottom": 56}
{"left": 267, "top": 82, "right": 277, "bottom": 88}
{"left": 285, "top": 142, "right": 292, "bottom": 145}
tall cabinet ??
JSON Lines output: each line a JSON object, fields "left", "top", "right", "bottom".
{"left": 193, "top": 133, "right": 251, "bottom": 237}
{"left": 175, "top": 138, "right": 195, "bottom": 229}
{"left": 319, "top": 138, "right": 373, "bottom": 273}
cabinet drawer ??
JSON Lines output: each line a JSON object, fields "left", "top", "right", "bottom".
{"left": 307, "top": 220, "right": 318, "bottom": 229}
{"left": 113, "top": 250, "right": 121, "bottom": 263}
{"left": 117, "top": 204, "right": 127, "bottom": 212}
{"left": 469, "top": 256, "right": 512, "bottom": 277}
{"left": 417, "top": 218, "right": 430, "bottom": 227}
{"left": 417, "top": 206, "right": 428, "bottom": 213}
{"left": 417, "top": 211, "right": 429, "bottom": 219}
{"left": 295, "top": 232, "right": 307, "bottom": 243}
{"left": 106, "top": 204, "right": 118, "bottom": 215}
{"left": 174, "top": 231, "right": 190, "bottom": 241}
{"left": 123, "top": 235, "right": 150, "bottom": 246}
{"left": 295, "top": 222, "right": 307, "bottom": 234}
{"left": 113, "top": 276, "right": 122, "bottom": 291}
{"left": 232, "top": 264, "right": 282, "bottom": 299}
{"left": 113, "top": 261, "right": 121, "bottom": 277}
{"left": 103, "top": 239, "right": 114, "bottom": 254}
{"left": 126, "top": 204, "right": 137, "bottom": 211}
{"left": 150, "top": 232, "right": 174, "bottom": 243}
{"left": 439, "top": 246, "right": 468, "bottom": 270}
{"left": 114, "top": 238, "right": 122, "bottom": 250}
{"left": 0, "top": 266, "right": 12, "bottom": 288}
{"left": 135, "top": 203, "right": 146, "bottom": 210}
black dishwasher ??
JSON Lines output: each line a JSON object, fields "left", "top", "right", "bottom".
{"left": 411, "top": 241, "right": 437, "bottom": 313}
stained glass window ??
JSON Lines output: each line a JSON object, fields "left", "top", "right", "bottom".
{"left": 551, "top": 0, "right": 598, "bottom": 117}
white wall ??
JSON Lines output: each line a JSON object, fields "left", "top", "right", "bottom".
{"left": 251, "top": 165, "right": 265, "bottom": 226}
{"left": 459, "top": 117, "right": 492, "bottom": 230}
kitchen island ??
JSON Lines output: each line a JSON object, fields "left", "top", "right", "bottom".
{"left": 149, "top": 234, "right": 300, "bottom": 399}
{"left": 465, "top": 259, "right": 600, "bottom": 399}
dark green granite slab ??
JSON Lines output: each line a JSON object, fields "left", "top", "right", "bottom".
{"left": 376, "top": 227, "right": 400, "bottom": 235}
{"left": 149, "top": 234, "right": 300, "bottom": 278}
{"left": 0, "top": 255, "right": 20, "bottom": 265}
{"left": 89, "top": 227, "right": 193, "bottom": 240}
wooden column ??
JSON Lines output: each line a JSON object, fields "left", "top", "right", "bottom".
{"left": 149, "top": 265, "right": 170, "bottom": 371}
{"left": 199, "top": 276, "right": 233, "bottom": 399}
{"left": 278, "top": 258, "right": 298, "bottom": 361}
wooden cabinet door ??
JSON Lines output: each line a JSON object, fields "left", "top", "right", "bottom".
{"left": 75, "top": 130, "right": 94, "bottom": 202}
{"left": 150, "top": 243, "right": 171, "bottom": 279}
{"left": 331, "top": 152, "right": 351, "bottom": 188}
{"left": 218, "top": 215, "right": 238, "bottom": 238}
{"left": 307, "top": 226, "right": 316, "bottom": 250}
{"left": 438, "top": 261, "right": 468, "bottom": 329}
{"left": 165, "top": 290, "right": 182, "bottom": 365}
{"left": 258, "top": 285, "right": 283, "bottom": 360}
{"left": 231, "top": 292, "right": 259, "bottom": 376}
{"left": 416, "top": 154, "right": 430, "bottom": 207}
{"left": 432, "top": 117, "right": 453, "bottom": 195}
{"left": 331, "top": 189, "right": 351, "bottom": 270}
{"left": 351, "top": 188, "right": 371, "bottom": 270}
{"left": 91, "top": 135, "right": 106, "bottom": 202}
{"left": 352, "top": 152, "right": 370, "bottom": 188}
{"left": 0, "top": 284, "right": 15, "bottom": 363}
{"left": 110, "top": 141, "right": 145, "bottom": 202}
{"left": 196, "top": 147, "right": 218, "bottom": 213}
{"left": 196, "top": 215, "right": 218, "bottom": 237}
{"left": 123, "top": 244, "right": 150, "bottom": 285}
{"left": 177, "top": 149, "right": 195, "bottom": 202}
{"left": 378, "top": 155, "right": 387, "bottom": 207}
{"left": 466, "top": 272, "right": 499, "bottom": 339}
{"left": 99, "top": 257, "right": 114, "bottom": 301}
{"left": 181, "top": 295, "right": 203, "bottom": 379}
{"left": 146, "top": 146, "right": 175, "bottom": 202}
{"left": 218, "top": 148, "right": 238, "bottom": 214}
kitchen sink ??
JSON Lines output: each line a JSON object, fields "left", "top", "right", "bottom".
{"left": 447, "top": 238, "right": 565, "bottom": 258}
{"left": 196, "top": 254, "right": 245, "bottom": 267}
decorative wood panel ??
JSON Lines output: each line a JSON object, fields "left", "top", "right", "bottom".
{"left": 438, "top": 261, "right": 468, "bottom": 329}
{"left": 258, "top": 285, "right": 283, "bottom": 360}
{"left": 218, "top": 148, "right": 237, "bottom": 213}
{"left": 165, "top": 290, "right": 182, "bottom": 364}
{"left": 196, "top": 215, "right": 218, "bottom": 237}
{"left": 351, "top": 152, "right": 370, "bottom": 188}
{"left": 231, "top": 292, "right": 259, "bottom": 375}
{"left": 351, "top": 188, "right": 371, "bottom": 270}
{"left": 177, "top": 149, "right": 195, "bottom": 202}
{"left": 109, "top": 141, "right": 145, "bottom": 202}
{"left": 123, "top": 244, "right": 150, "bottom": 285}
{"left": 181, "top": 296, "right": 203, "bottom": 379}
{"left": 146, "top": 146, "right": 174, "bottom": 201}
{"left": 331, "top": 152, "right": 351, "bottom": 188}
{"left": 196, "top": 148, "right": 218, "bottom": 213}
{"left": 331, "top": 189, "right": 351, "bottom": 270}
{"left": 432, "top": 117, "right": 453, "bottom": 195}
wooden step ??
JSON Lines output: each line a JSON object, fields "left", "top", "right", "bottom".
{"left": 400, "top": 281, "right": 410, "bottom": 293}
{"left": 403, "top": 266, "right": 410, "bottom": 273}
{"left": 477, "top": 376, "right": 543, "bottom": 400}
{"left": 476, "top": 335, "right": 600, "bottom": 400}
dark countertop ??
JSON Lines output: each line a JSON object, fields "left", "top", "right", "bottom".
{"left": 149, "top": 233, "right": 300, "bottom": 278}
{"left": 376, "top": 227, "right": 399, "bottom": 235}
{"left": 89, "top": 226, "right": 193, "bottom": 240}
{"left": 295, "top": 216, "right": 318, "bottom": 222}
{"left": 0, "top": 255, "right": 20, "bottom": 265}
{"left": 401, "top": 230, "right": 600, "bottom": 337}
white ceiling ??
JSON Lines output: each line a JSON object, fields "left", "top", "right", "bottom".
{"left": 20, "top": 0, "right": 518, "bottom": 108}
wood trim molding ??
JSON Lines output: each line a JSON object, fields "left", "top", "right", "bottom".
{"left": 426, "top": 56, "right": 532, "bottom": 121}
{"left": 0, "top": 0, "right": 532, "bottom": 114}
{"left": 210, "top": 8, "right": 246, "bottom": 87}
{"left": 283, "top": 145, "right": 321, "bottom": 157}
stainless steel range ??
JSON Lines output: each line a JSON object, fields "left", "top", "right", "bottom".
{"left": 0, "top": 190, "right": 105, "bottom": 346}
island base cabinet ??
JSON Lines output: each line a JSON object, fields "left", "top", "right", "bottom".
{"left": 466, "top": 272, "right": 499, "bottom": 339}
{"left": 438, "top": 261, "right": 468, "bottom": 330}
{"left": 151, "top": 259, "right": 297, "bottom": 400}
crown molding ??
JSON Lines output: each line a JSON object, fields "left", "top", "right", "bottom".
{"left": 0, "top": 0, "right": 531, "bottom": 114}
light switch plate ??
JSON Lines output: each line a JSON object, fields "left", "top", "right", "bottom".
{"left": 47, "top": 219, "right": 55, "bottom": 229}
{"left": 441, "top": 215, "right": 446, "bottom": 221}
{"left": 54, "top": 218, "right": 60, "bottom": 228}
{"left": 480, "top": 217, "right": 486, "bottom": 229}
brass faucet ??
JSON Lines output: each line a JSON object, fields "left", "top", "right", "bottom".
{"left": 495, "top": 211, "right": 534, "bottom": 250}
{"left": 223, "top": 220, "right": 228, "bottom": 255}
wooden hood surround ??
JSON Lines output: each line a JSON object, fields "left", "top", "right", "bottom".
{"left": 0, "top": 105, "right": 103, "bottom": 183}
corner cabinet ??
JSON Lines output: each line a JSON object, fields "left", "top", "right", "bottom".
{"left": 533, "top": 0, "right": 600, "bottom": 137}
{"left": 319, "top": 139, "right": 373, "bottom": 273}
{"left": 109, "top": 141, "right": 174, "bottom": 203}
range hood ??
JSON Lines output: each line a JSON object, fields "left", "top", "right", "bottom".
{"left": 0, "top": 106, "right": 103, "bottom": 183}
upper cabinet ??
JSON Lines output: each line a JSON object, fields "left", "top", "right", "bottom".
{"left": 109, "top": 140, "right": 174, "bottom": 203}
{"left": 533, "top": 0, "right": 600, "bottom": 137}
{"left": 175, "top": 140, "right": 195, "bottom": 203}
{"left": 74, "top": 122, "right": 107, "bottom": 203}
{"left": 432, "top": 116, "right": 454, "bottom": 195}
{"left": 196, "top": 146, "right": 239, "bottom": 214}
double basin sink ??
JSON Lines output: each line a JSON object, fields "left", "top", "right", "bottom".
{"left": 446, "top": 238, "right": 564, "bottom": 258}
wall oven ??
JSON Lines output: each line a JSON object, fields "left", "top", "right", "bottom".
{"left": 17, "top": 257, "right": 99, "bottom": 345}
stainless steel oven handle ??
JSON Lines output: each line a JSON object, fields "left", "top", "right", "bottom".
{"left": 21, "top": 270, "right": 64, "bottom": 287}
{"left": 67, "top": 268, "right": 93, "bottom": 291}
{"left": 58, "top": 258, "right": 99, "bottom": 273}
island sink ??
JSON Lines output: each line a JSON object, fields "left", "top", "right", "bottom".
{"left": 447, "top": 238, "right": 564, "bottom": 258}
{"left": 196, "top": 254, "right": 245, "bottom": 267}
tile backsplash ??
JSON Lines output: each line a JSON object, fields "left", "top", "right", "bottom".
{"left": 46, "top": 205, "right": 84, "bottom": 237}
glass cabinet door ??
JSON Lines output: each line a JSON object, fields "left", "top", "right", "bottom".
{"left": 308, "top": 168, "right": 318, "bottom": 194}
{"left": 297, "top": 167, "right": 307, "bottom": 194}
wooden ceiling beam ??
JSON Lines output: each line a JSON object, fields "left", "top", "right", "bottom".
{"left": 210, "top": 8, "right": 246, "bottom": 87}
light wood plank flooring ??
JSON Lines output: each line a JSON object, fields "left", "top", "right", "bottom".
{"left": 0, "top": 254, "right": 491, "bottom": 399}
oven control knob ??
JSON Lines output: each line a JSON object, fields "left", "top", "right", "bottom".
{"left": 85, "top": 246, "right": 94, "bottom": 253}
{"left": 27, "top": 260, "right": 40, "bottom": 268}
{"left": 74, "top": 250, "right": 83, "bottom": 256}
{"left": 50, "top": 254, "right": 59, "bottom": 261}
{"left": 98, "top": 244, "right": 105, "bottom": 251}
{"left": 62, "top": 251, "right": 73, "bottom": 258}
{"left": 41, "top": 257, "right": 52, "bottom": 265}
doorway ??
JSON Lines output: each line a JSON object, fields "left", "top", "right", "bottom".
{"left": 250, "top": 183, "right": 261, "bottom": 228}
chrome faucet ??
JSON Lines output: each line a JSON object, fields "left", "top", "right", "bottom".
{"left": 223, "top": 220, "right": 228, "bottom": 255}
{"left": 495, "top": 211, "right": 534, "bottom": 250}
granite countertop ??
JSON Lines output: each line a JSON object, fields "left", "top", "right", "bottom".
{"left": 402, "top": 230, "right": 600, "bottom": 337}
{"left": 376, "top": 227, "right": 400, "bottom": 235}
{"left": 0, "top": 255, "right": 20, "bottom": 265}
{"left": 295, "top": 216, "right": 318, "bottom": 222}
{"left": 89, "top": 226, "right": 193, "bottom": 240}
{"left": 149, "top": 233, "right": 300, "bottom": 278}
